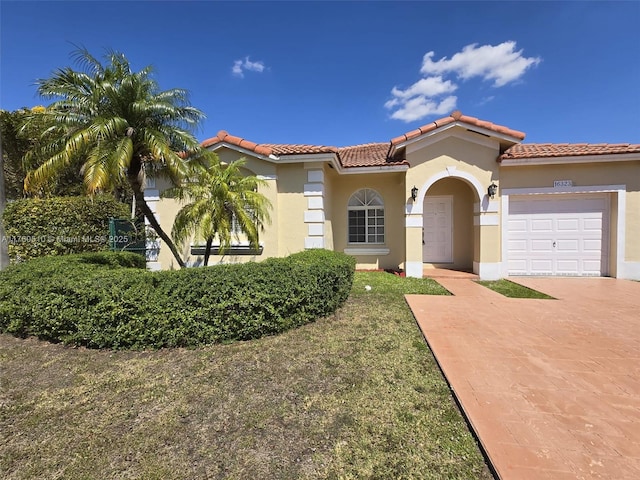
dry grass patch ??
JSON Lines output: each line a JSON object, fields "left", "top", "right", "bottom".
{"left": 1, "top": 272, "right": 492, "bottom": 479}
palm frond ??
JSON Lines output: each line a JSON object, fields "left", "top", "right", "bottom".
{"left": 25, "top": 147, "right": 74, "bottom": 193}
{"left": 70, "top": 46, "right": 106, "bottom": 76}
{"left": 24, "top": 47, "right": 208, "bottom": 265}
{"left": 168, "top": 156, "right": 272, "bottom": 259}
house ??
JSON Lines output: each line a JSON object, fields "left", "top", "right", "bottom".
{"left": 145, "top": 111, "right": 640, "bottom": 280}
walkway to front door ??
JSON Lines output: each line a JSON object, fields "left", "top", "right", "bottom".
{"left": 407, "top": 277, "right": 640, "bottom": 479}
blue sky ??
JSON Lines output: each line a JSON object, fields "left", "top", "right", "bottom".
{"left": 1, "top": 1, "right": 639, "bottom": 147}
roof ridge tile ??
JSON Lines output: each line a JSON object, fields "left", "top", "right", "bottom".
{"left": 390, "top": 111, "right": 526, "bottom": 145}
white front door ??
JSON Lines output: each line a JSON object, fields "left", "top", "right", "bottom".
{"left": 423, "top": 196, "right": 453, "bottom": 263}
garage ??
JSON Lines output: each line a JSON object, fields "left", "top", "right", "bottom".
{"left": 507, "top": 194, "right": 609, "bottom": 276}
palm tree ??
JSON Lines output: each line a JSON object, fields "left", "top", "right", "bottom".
{"left": 24, "top": 48, "right": 207, "bottom": 267}
{"left": 165, "top": 158, "right": 272, "bottom": 266}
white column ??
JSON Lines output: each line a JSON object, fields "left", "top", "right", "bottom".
{"left": 143, "top": 177, "right": 162, "bottom": 270}
{"left": 304, "top": 169, "right": 325, "bottom": 249}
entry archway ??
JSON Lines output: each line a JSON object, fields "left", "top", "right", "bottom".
{"left": 422, "top": 177, "right": 475, "bottom": 270}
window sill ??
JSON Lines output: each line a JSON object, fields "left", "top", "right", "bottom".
{"left": 344, "top": 247, "right": 390, "bottom": 256}
{"left": 191, "top": 244, "right": 263, "bottom": 256}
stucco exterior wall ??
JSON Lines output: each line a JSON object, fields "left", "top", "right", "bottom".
{"left": 215, "top": 148, "right": 277, "bottom": 178}
{"left": 610, "top": 193, "right": 619, "bottom": 277}
{"left": 626, "top": 191, "right": 640, "bottom": 262}
{"left": 405, "top": 132, "right": 500, "bottom": 194}
{"left": 322, "top": 164, "right": 335, "bottom": 251}
{"left": 153, "top": 195, "right": 186, "bottom": 270}
{"left": 331, "top": 171, "right": 406, "bottom": 270}
{"left": 276, "top": 163, "right": 308, "bottom": 256}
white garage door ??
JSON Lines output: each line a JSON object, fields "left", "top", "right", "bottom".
{"left": 507, "top": 194, "right": 609, "bottom": 276}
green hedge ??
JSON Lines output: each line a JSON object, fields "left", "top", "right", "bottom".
{"left": 2, "top": 195, "right": 131, "bottom": 261}
{"left": 0, "top": 249, "right": 355, "bottom": 349}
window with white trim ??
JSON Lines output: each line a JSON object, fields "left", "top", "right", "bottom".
{"left": 348, "top": 189, "right": 384, "bottom": 244}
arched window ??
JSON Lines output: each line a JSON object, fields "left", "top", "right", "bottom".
{"left": 348, "top": 189, "right": 384, "bottom": 244}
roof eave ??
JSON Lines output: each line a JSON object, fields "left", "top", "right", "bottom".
{"left": 499, "top": 152, "right": 640, "bottom": 166}
{"left": 207, "top": 142, "right": 279, "bottom": 161}
{"left": 338, "top": 164, "right": 409, "bottom": 175}
{"left": 276, "top": 153, "right": 337, "bottom": 163}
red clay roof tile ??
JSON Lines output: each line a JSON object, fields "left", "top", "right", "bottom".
{"left": 390, "top": 134, "right": 408, "bottom": 145}
{"left": 337, "top": 143, "right": 406, "bottom": 168}
{"left": 238, "top": 139, "right": 258, "bottom": 151}
{"left": 433, "top": 117, "right": 455, "bottom": 128}
{"left": 391, "top": 111, "right": 526, "bottom": 145}
{"left": 262, "top": 144, "right": 338, "bottom": 156}
{"left": 404, "top": 129, "right": 423, "bottom": 142}
{"left": 201, "top": 132, "right": 406, "bottom": 169}
{"left": 500, "top": 143, "right": 640, "bottom": 160}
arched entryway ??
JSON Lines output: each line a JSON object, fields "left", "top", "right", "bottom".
{"left": 404, "top": 168, "right": 491, "bottom": 279}
{"left": 422, "top": 177, "right": 475, "bottom": 271}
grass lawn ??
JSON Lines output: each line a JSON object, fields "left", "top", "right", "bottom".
{"left": 476, "top": 279, "right": 555, "bottom": 299}
{"left": 0, "top": 272, "right": 492, "bottom": 479}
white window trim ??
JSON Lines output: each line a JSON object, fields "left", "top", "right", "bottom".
{"left": 344, "top": 248, "right": 390, "bottom": 256}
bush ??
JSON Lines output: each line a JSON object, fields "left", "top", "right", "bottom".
{"left": 2, "top": 195, "right": 132, "bottom": 261}
{"left": 0, "top": 249, "right": 355, "bottom": 349}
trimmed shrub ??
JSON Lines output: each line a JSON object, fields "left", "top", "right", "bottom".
{"left": 0, "top": 249, "right": 355, "bottom": 349}
{"left": 2, "top": 195, "right": 131, "bottom": 261}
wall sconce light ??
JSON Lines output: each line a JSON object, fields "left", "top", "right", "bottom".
{"left": 411, "top": 186, "right": 419, "bottom": 201}
{"left": 488, "top": 182, "right": 498, "bottom": 199}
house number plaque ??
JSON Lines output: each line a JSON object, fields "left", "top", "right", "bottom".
{"left": 554, "top": 180, "right": 573, "bottom": 188}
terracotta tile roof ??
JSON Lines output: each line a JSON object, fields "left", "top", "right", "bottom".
{"left": 390, "top": 110, "right": 526, "bottom": 145}
{"left": 201, "top": 111, "right": 520, "bottom": 168}
{"left": 262, "top": 143, "right": 338, "bottom": 156}
{"left": 203, "top": 113, "right": 637, "bottom": 169}
{"left": 201, "top": 130, "right": 275, "bottom": 157}
{"left": 337, "top": 143, "right": 404, "bottom": 167}
{"left": 202, "top": 130, "right": 341, "bottom": 157}
{"left": 201, "top": 131, "right": 407, "bottom": 168}
{"left": 500, "top": 143, "right": 640, "bottom": 160}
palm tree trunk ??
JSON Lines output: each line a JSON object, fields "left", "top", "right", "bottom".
{"left": 0, "top": 134, "right": 9, "bottom": 270}
{"left": 203, "top": 237, "right": 213, "bottom": 266}
{"left": 132, "top": 185, "right": 185, "bottom": 269}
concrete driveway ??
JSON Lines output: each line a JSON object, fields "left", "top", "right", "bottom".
{"left": 406, "top": 277, "right": 640, "bottom": 480}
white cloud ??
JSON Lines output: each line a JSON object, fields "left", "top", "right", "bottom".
{"left": 476, "top": 95, "right": 496, "bottom": 107}
{"left": 420, "top": 41, "right": 541, "bottom": 87}
{"left": 390, "top": 76, "right": 457, "bottom": 100}
{"left": 385, "top": 41, "right": 540, "bottom": 123}
{"left": 389, "top": 95, "right": 457, "bottom": 122}
{"left": 232, "top": 56, "right": 266, "bottom": 78}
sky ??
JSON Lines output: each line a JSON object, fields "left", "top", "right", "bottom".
{"left": 1, "top": 1, "right": 639, "bottom": 147}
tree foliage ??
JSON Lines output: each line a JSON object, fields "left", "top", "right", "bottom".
{"left": 0, "top": 109, "right": 28, "bottom": 199}
{"left": 2, "top": 195, "right": 131, "bottom": 262}
{"left": 165, "top": 158, "right": 272, "bottom": 266}
{"left": 24, "top": 48, "right": 210, "bottom": 267}
{"left": 0, "top": 108, "right": 85, "bottom": 198}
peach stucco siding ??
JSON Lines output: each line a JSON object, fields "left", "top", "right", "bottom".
{"left": 330, "top": 170, "right": 406, "bottom": 270}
